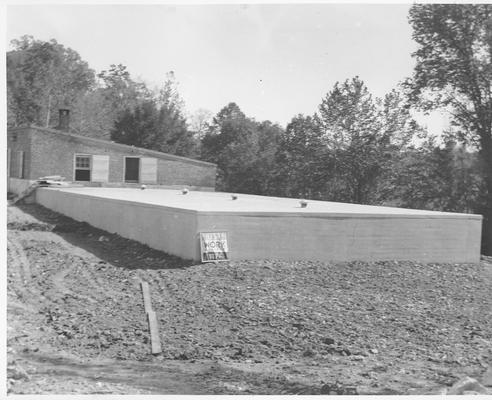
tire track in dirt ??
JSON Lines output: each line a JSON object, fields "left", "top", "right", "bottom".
{"left": 7, "top": 234, "right": 36, "bottom": 304}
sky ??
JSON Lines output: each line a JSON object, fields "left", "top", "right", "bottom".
{"left": 6, "top": 3, "right": 447, "bottom": 132}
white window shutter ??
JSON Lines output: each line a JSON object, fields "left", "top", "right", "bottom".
{"left": 18, "top": 151, "right": 24, "bottom": 178}
{"left": 91, "top": 155, "right": 110, "bottom": 182}
{"left": 7, "top": 149, "right": 11, "bottom": 178}
{"left": 140, "top": 157, "right": 157, "bottom": 183}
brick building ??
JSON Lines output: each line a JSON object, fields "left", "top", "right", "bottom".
{"left": 7, "top": 119, "right": 217, "bottom": 191}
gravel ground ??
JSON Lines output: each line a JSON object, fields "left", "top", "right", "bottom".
{"left": 7, "top": 202, "right": 492, "bottom": 395}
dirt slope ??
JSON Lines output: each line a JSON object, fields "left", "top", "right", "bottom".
{"left": 6, "top": 203, "right": 492, "bottom": 394}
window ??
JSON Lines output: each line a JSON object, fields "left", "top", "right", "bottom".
{"left": 74, "top": 155, "right": 91, "bottom": 181}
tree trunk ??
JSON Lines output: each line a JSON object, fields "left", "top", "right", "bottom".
{"left": 480, "top": 131, "right": 492, "bottom": 255}
{"left": 45, "top": 94, "right": 52, "bottom": 128}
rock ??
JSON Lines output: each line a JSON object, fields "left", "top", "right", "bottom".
{"left": 482, "top": 366, "right": 492, "bottom": 387}
{"left": 447, "top": 377, "right": 488, "bottom": 395}
{"left": 7, "top": 378, "right": 16, "bottom": 393}
{"left": 370, "top": 348, "right": 378, "bottom": 354}
{"left": 320, "top": 382, "right": 347, "bottom": 395}
{"left": 302, "top": 348, "right": 315, "bottom": 357}
{"left": 7, "top": 364, "right": 30, "bottom": 380}
{"left": 322, "top": 337, "right": 335, "bottom": 345}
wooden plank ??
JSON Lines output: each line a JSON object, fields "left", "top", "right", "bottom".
{"left": 140, "top": 281, "right": 152, "bottom": 313}
{"left": 147, "top": 310, "right": 162, "bottom": 355}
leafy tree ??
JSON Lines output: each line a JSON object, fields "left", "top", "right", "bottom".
{"left": 408, "top": 4, "right": 492, "bottom": 253}
{"left": 273, "top": 115, "right": 327, "bottom": 198}
{"left": 188, "top": 108, "right": 214, "bottom": 140}
{"left": 316, "top": 77, "right": 387, "bottom": 203}
{"left": 379, "top": 88, "right": 426, "bottom": 149}
{"left": 110, "top": 73, "right": 197, "bottom": 157}
{"left": 201, "top": 103, "right": 259, "bottom": 192}
{"left": 70, "top": 90, "right": 113, "bottom": 140}
{"left": 111, "top": 100, "right": 159, "bottom": 148}
{"left": 381, "top": 139, "right": 482, "bottom": 213}
{"left": 7, "top": 35, "right": 95, "bottom": 127}
{"left": 250, "top": 120, "right": 284, "bottom": 195}
{"left": 201, "top": 103, "right": 282, "bottom": 194}
{"left": 373, "top": 88, "right": 428, "bottom": 204}
{"left": 151, "top": 72, "right": 198, "bottom": 156}
{"left": 71, "top": 64, "right": 153, "bottom": 139}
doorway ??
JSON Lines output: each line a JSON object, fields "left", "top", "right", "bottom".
{"left": 125, "top": 157, "right": 140, "bottom": 182}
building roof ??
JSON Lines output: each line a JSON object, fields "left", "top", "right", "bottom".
{"left": 8, "top": 125, "right": 216, "bottom": 168}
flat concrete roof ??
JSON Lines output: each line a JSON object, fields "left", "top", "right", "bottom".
{"left": 45, "top": 187, "right": 482, "bottom": 220}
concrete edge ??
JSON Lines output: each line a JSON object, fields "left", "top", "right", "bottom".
{"left": 36, "top": 187, "right": 200, "bottom": 216}
{"left": 196, "top": 211, "right": 483, "bottom": 220}
{"left": 36, "top": 188, "right": 483, "bottom": 221}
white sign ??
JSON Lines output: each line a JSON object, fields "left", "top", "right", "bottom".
{"left": 200, "top": 232, "right": 229, "bottom": 262}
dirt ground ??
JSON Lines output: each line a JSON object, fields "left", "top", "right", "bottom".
{"left": 6, "top": 202, "right": 492, "bottom": 394}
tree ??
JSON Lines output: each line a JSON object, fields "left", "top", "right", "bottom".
{"left": 274, "top": 115, "right": 327, "bottom": 198}
{"left": 380, "top": 139, "right": 482, "bottom": 213}
{"left": 152, "top": 72, "right": 198, "bottom": 156}
{"left": 251, "top": 120, "right": 284, "bottom": 195}
{"left": 110, "top": 73, "right": 197, "bottom": 157}
{"left": 188, "top": 108, "right": 214, "bottom": 140}
{"left": 408, "top": 4, "right": 492, "bottom": 254}
{"left": 71, "top": 64, "right": 154, "bottom": 139}
{"left": 70, "top": 90, "right": 113, "bottom": 140}
{"left": 111, "top": 100, "right": 159, "bottom": 148}
{"left": 7, "top": 35, "right": 95, "bottom": 128}
{"left": 200, "top": 103, "right": 283, "bottom": 194}
{"left": 316, "top": 77, "right": 387, "bottom": 204}
{"left": 372, "top": 88, "right": 428, "bottom": 204}
{"left": 201, "top": 103, "right": 259, "bottom": 192}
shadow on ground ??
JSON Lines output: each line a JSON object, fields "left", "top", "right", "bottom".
{"left": 10, "top": 202, "right": 195, "bottom": 271}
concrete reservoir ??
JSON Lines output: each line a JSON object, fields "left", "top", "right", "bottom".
{"left": 35, "top": 187, "right": 482, "bottom": 263}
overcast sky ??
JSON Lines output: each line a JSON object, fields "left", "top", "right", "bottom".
{"left": 6, "top": 3, "right": 446, "bottom": 132}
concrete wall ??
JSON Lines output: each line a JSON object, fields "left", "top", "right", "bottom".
{"left": 7, "top": 127, "right": 216, "bottom": 188}
{"left": 36, "top": 188, "right": 198, "bottom": 260}
{"left": 35, "top": 188, "right": 482, "bottom": 263}
{"left": 195, "top": 212, "right": 482, "bottom": 263}
{"left": 8, "top": 178, "right": 36, "bottom": 196}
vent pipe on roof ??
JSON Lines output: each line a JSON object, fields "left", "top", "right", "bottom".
{"left": 58, "top": 109, "right": 70, "bottom": 132}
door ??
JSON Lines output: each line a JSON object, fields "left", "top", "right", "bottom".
{"left": 125, "top": 157, "right": 140, "bottom": 182}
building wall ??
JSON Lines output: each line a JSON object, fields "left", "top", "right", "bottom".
{"left": 8, "top": 127, "right": 216, "bottom": 188}
{"left": 7, "top": 128, "right": 32, "bottom": 179}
